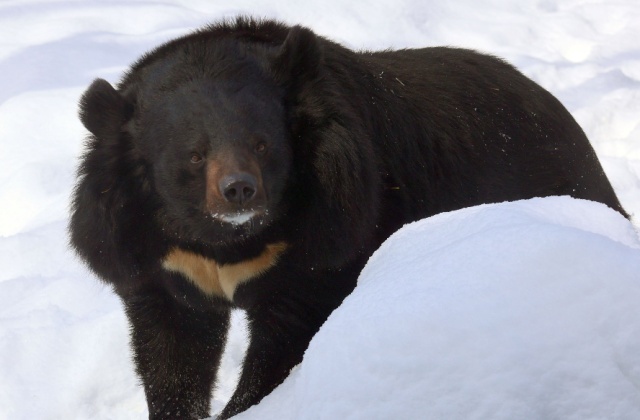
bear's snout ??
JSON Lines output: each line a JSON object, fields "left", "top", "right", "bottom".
{"left": 219, "top": 173, "right": 258, "bottom": 205}
{"left": 204, "top": 157, "right": 267, "bottom": 226}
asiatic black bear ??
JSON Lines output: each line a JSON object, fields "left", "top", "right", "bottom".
{"left": 70, "top": 17, "right": 627, "bottom": 419}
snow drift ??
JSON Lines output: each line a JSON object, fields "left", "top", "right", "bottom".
{"left": 236, "top": 197, "right": 640, "bottom": 420}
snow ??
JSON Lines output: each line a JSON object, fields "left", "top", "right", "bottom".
{"left": 219, "top": 211, "right": 257, "bottom": 226}
{"left": 0, "top": 1, "right": 639, "bottom": 419}
{"left": 236, "top": 197, "right": 640, "bottom": 420}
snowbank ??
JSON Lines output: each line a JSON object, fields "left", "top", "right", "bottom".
{"left": 236, "top": 197, "right": 640, "bottom": 420}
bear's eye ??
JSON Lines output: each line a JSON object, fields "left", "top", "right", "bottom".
{"left": 190, "top": 153, "right": 203, "bottom": 164}
{"left": 254, "top": 141, "right": 267, "bottom": 155}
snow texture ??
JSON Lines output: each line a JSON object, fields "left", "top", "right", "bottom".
{"left": 236, "top": 197, "right": 640, "bottom": 420}
{"left": 0, "top": 1, "right": 639, "bottom": 419}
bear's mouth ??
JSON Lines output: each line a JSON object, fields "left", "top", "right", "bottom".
{"left": 210, "top": 209, "right": 266, "bottom": 227}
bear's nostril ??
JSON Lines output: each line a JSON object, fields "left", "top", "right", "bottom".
{"left": 220, "top": 174, "right": 257, "bottom": 205}
{"left": 242, "top": 185, "right": 256, "bottom": 199}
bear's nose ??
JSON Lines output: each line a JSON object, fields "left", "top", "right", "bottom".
{"left": 219, "top": 173, "right": 257, "bottom": 205}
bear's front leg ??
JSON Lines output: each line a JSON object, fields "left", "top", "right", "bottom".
{"left": 219, "top": 304, "right": 318, "bottom": 418}
{"left": 123, "top": 287, "right": 230, "bottom": 419}
{"left": 219, "top": 271, "right": 357, "bottom": 419}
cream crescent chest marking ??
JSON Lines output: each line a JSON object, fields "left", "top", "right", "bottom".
{"left": 162, "top": 242, "right": 288, "bottom": 301}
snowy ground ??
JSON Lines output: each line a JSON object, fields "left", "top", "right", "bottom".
{"left": 0, "top": 1, "right": 639, "bottom": 419}
{"left": 237, "top": 197, "right": 640, "bottom": 420}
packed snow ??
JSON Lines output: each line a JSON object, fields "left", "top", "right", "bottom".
{"left": 237, "top": 197, "right": 640, "bottom": 420}
{"left": 0, "top": 1, "right": 639, "bottom": 419}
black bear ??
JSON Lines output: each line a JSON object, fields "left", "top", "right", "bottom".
{"left": 70, "top": 17, "right": 627, "bottom": 419}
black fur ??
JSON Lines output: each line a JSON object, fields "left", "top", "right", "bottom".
{"left": 70, "top": 17, "right": 627, "bottom": 419}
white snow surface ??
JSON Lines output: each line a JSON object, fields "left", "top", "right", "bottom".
{"left": 236, "top": 197, "right": 640, "bottom": 420}
{"left": 0, "top": 1, "right": 639, "bottom": 419}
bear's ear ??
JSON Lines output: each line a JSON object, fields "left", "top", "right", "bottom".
{"left": 270, "top": 25, "right": 323, "bottom": 86}
{"left": 79, "top": 78, "right": 133, "bottom": 138}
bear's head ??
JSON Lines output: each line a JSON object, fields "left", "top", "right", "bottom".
{"left": 78, "top": 22, "right": 379, "bottom": 267}
{"left": 78, "top": 27, "right": 321, "bottom": 245}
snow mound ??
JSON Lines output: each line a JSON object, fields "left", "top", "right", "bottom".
{"left": 237, "top": 196, "right": 640, "bottom": 420}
